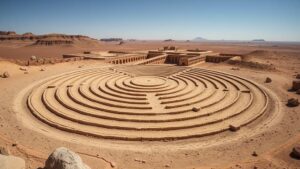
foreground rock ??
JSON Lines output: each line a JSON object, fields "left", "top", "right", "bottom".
{"left": 0, "top": 146, "right": 10, "bottom": 155}
{"left": 31, "top": 55, "right": 37, "bottom": 60}
{"left": 292, "top": 145, "right": 300, "bottom": 159}
{"left": 0, "top": 154, "right": 25, "bottom": 169}
{"left": 252, "top": 151, "right": 258, "bottom": 157}
{"left": 265, "top": 77, "right": 272, "bottom": 83}
{"left": 287, "top": 98, "right": 299, "bottom": 107}
{"left": 19, "top": 67, "right": 27, "bottom": 71}
{"left": 231, "top": 67, "right": 240, "bottom": 70}
{"left": 192, "top": 107, "right": 200, "bottom": 112}
{"left": 229, "top": 124, "right": 240, "bottom": 132}
{"left": 292, "top": 80, "right": 300, "bottom": 91}
{"left": 45, "top": 147, "right": 91, "bottom": 169}
{"left": 2, "top": 71, "right": 10, "bottom": 78}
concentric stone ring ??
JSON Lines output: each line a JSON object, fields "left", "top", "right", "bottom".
{"left": 24, "top": 65, "right": 270, "bottom": 141}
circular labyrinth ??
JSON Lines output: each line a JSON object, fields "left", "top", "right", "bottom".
{"left": 25, "top": 65, "right": 270, "bottom": 141}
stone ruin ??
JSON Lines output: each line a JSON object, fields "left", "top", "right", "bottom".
{"left": 24, "top": 64, "right": 269, "bottom": 141}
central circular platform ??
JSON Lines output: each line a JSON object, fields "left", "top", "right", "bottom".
{"left": 22, "top": 65, "right": 271, "bottom": 141}
{"left": 131, "top": 76, "right": 166, "bottom": 87}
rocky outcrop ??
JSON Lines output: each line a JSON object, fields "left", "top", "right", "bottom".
{"left": 45, "top": 147, "right": 91, "bottom": 169}
{"left": 0, "top": 33, "right": 89, "bottom": 41}
{"left": 0, "top": 31, "right": 99, "bottom": 47}
{"left": 33, "top": 39, "right": 74, "bottom": 46}
{"left": 100, "top": 38, "right": 122, "bottom": 42}
{"left": 207, "top": 55, "right": 233, "bottom": 63}
{"left": 22, "top": 32, "right": 34, "bottom": 36}
{"left": 252, "top": 39, "right": 266, "bottom": 42}
{"left": 0, "top": 31, "right": 17, "bottom": 36}
{"left": 0, "top": 31, "right": 9, "bottom": 35}
{"left": 192, "top": 37, "right": 208, "bottom": 41}
{"left": 227, "top": 59, "right": 276, "bottom": 70}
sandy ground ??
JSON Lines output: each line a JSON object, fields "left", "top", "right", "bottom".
{"left": 1, "top": 40, "right": 299, "bottom": 61}
{"left": 0, "top": 41, "right": 300, "bottom": 169}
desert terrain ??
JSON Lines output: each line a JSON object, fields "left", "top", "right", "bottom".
{"left": 0, "top": 33, "right": 300, "bottom": 169}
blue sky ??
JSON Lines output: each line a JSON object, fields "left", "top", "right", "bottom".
{"left": 0, "top": 0, "right": 299, "bottom": 41}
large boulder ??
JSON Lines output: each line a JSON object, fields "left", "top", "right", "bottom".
{"left": 45, "top": 147, "right": 91, "bottom": 169}
{"left": 0, "top": 154, "right": 25, "bottom": 169}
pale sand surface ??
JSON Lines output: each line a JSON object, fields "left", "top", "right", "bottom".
{"left": 0, "top": 41, "right": 299, "bottom": 169}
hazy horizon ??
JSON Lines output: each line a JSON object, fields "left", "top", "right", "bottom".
{"left": 0, "top": 0, "right": 299, "bottom": 42}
